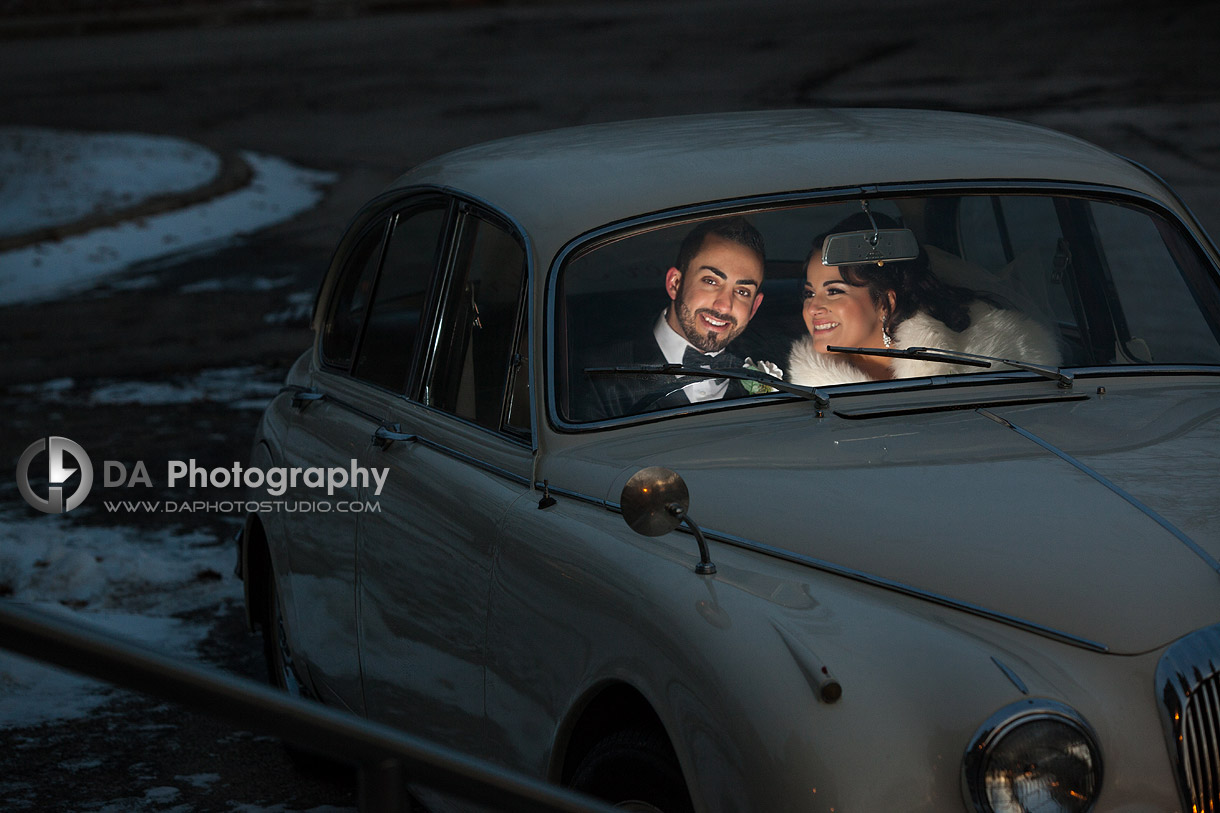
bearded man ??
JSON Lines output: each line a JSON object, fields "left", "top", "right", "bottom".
{"left": 588, "top": 216, "right": 767, "bottom": 418}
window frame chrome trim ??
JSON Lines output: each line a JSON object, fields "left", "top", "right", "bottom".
{"left": 402, "top": 432, "right": 532, "bottom": 487}
{"left": 544, "top": 179, "right": 1220, "bottom": 433}
{"left": 315, "top": 191, "right": 456, "bottom": 378}
{"left": 406, "top": 186, "right": 539, "bottom": 454}
{"left": 314, "top": 184, "right": 539, "bottom": 454}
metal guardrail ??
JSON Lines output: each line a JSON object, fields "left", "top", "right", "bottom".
{"left": 0, "top": 0, "right": 466, "bottom": 39}
{"left": 0, "top": 600, "right": 617, "bottom": 813}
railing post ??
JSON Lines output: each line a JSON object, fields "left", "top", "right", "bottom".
{"left": 359, "top": 757, "right": 408, "bottom": 813}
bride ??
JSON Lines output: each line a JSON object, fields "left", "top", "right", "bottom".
{"left": 787, "top": 214, "right": 1062, "bottom": 387}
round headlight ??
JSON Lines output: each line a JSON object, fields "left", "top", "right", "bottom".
{"left": 963, "top": 699, "right": 1102, "bottom": 813}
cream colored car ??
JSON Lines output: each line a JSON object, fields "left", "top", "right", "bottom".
{"left": 239, "top": 109, "right": 1220, "bottom": 812}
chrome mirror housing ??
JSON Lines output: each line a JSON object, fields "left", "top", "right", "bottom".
{"left": 822, "top": 228, "right": 920, "bottom": 266}
{"left": 620, "top": 467, "right": 715, "bottom": 575}
{"left": 620, "top": 466, "right": 689, "bottom": 537}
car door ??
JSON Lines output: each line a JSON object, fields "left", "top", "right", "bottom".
{"left": 357, "top": 205, "right": 532, "bottom": 757}
{"left": 281, "top": 198, "right": 450, "bottom": 713}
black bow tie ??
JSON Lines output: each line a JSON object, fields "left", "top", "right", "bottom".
{"left": 682, "top": 346, "right": 736, "bottom": 371}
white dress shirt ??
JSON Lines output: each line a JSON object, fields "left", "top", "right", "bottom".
{"left": 653, "top": 310, "right": 730, "bottom": 402}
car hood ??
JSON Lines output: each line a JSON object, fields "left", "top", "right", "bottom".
{"left": 561, "top": 380, "right": 1220, "bottom": 655}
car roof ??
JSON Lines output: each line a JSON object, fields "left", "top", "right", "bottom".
{"left": 390, "top": 108, "right": 1170, "bottom": 263}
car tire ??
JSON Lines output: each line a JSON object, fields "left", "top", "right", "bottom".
{"left": 569, "top": 727, "right": 694, "bottom": 813}
{"left": 261, "top": 571, "right": 349, "bottom": 777}
{"left": 262, "top": 570, "right": 307, "bottom": 701}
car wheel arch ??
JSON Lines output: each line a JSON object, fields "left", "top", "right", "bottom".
{"left": 552, "top": 681, "right": 684, "bottom": 790}
{"left": 240, "top": 512, "right": 271, "bottom": 634}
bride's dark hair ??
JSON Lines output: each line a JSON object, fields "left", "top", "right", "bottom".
{"left": 808, "top": 212, "right": 977, "bottom": 332}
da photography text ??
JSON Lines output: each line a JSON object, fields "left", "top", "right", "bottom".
{"left": 106, "top": 458, "right": 389, "bottom": 497}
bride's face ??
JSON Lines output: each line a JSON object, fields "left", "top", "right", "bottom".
{"left": 802, "top": 262, "right": 890, "bottom": 353}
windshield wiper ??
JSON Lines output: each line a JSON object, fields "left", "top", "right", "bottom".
{"left": 827, "top": 345, "right": 1074, "bottom": 389}
{"left": 584, "top": 363, "right": 831, "bottom": 410}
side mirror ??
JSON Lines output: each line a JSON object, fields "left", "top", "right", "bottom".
{"left": 822, "top": 228, "right": 919, "bottom": 266}
{"left": 620, "top": 467, "right": 715, "bottom": 575}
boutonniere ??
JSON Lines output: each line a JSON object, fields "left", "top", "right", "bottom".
{"left": 741, "top": 358, "right": 783, "bottom": 395}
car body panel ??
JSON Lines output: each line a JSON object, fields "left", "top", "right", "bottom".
{"left": 356, "top": 398, "right": 533, "bottom": 754}
{"left": 277, "top": 370, "right": 380, "bottom": 712}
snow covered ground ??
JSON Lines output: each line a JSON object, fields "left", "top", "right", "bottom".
{"left": 12, "top": 366, "right": 286, "bottom": 410}
{"left": 0, "top": 516, "right": 239, "bottom": 728}
{"left": 0, "top": 127, "right": 334, "bottom": 305}
{"left": 0, "top": 129, "right": 328, "bottom": 734}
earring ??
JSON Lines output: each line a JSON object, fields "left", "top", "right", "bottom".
{"left": 882, "top": 320, "right": 893, "bottom": 348}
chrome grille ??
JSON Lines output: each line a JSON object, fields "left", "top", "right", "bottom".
{"left": 1158, "top": 624, "right": 1220, "bottom": 813}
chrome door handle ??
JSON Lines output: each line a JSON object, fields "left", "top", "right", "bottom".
{"left": 373, "top": 424, "right": 417, "bottom": 450}
{"left": 287, "top": 388, "right": 324, "bottom": 410}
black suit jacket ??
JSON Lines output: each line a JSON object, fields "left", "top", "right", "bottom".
{"left": 579, "top": 328, "right": 747, "bottom": 421}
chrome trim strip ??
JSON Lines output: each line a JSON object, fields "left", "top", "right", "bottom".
{"left": 835, "top": 391, "right": 1088, "bottom": 419}
{"left": 407, "top": 399, "right": 533, "bottom": 451}
{"left": 1199, "top": 676, "right": 1220, "bottom": 806}
{"left": 284, "top": 387, "right": 385, "bottom": 426}
{"left": 1121, "top": 155, "right": 1220, "bottom": 264}
{"left": 980, "top": 408, "right": 1220, "bottom": 578}
{"left": 705, "top": 527, "right": 1109, "bottom": 653}
{"left": 536, "top": 483, "right": 1108, "bottom": 652}
{"left": 391, "top": 435, "right": 531, "bottom": 488}
{"left": 531, "top": 481, "right": 609, "bottom": 507}
{"left": 1069, "top": 364, "right": 1220, "bottom": 378}
{"left": 296, "top": 391, "right": 533, "bottom": 488}
{"left": 990, "top": 656, "right": 1029, "bottom": 695}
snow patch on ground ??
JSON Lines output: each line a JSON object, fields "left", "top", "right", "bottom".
{"left": 263, "top": 290, "right": 315, "bottom": 326}
{"left": 10, "top": 366, "right": 285, "bottom": 410}
{"left": 0, "top": 142, "right": 334, "bottom": 306}
{"left": 180, "top": 274, "right": 296, "bottom": 294}
{"left": 88, "top": 366, "right": 284, "bottom": 409}
{"left": 0, "top": 128, "right": 221, "bottom": 239}
{"left": 226, "top": 800, "right": 356, "bottom": 805}
{"left": 0, "top": 515, "right": 240, "bottom": 728}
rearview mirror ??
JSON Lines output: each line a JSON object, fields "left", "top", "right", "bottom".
{"left": 822, "top": 228, "right": 920, "bottom": 266}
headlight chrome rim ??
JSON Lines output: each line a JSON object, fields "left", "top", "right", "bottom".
{"left": 962, "top": 698, "right": 1103, "bottom": 813}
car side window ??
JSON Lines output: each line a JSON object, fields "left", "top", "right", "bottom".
{"left": 425, "top": 213, "right": 527, "bottom": 433}
{"left": 1091, "top": 202, "right": 1220, "bottom": 362}
{"left": 353, "top": 204, "right": 448, "bottom": 392}
{"left": 320, "top": 222, "right": 386, "bottom": 370}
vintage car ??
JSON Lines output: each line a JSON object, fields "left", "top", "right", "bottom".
{"left": 237, "top": 109, "right": 1220, "bottom": 812}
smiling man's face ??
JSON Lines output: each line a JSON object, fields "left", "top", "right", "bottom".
{"left": 665, "top": 233, "right": 765, "bottom": 353}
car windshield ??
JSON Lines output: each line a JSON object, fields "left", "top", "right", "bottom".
{"left": 555, "top": 194, "right": 1220, "bottom": 423}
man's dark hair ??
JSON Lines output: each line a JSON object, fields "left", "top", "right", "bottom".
{"left": 675, "top": 216, "right": 766, "bottom": 275}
